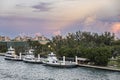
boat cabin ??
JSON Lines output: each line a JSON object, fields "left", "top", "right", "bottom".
{"left": 6, "top": 46, "right": 16, "bottom": 56}
{"left": 47, "top": 52, "right": 58, "bottom": 63}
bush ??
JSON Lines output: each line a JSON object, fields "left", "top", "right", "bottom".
{"left": 85, "top": 47, "right": 112, "bottom": 66}
{"left": 58, "top": 47, "right": 77, "bottom": 57}
{"left": 117, "top": 56, "right": 120, "bottom": 63}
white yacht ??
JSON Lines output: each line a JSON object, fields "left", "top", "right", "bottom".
{"left": 43, "top": 52, "right": 78, "bottom": 68}
{"left": 23, "top": 49, "right": 43, "bottom": 64}
{"left": 4, "top": 46, "right": 22, "bottom": 61}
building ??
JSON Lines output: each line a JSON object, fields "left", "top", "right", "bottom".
{"left": 0, "top": 35, "right": 49, "bottom": 44}
{"left": 0, "top": 36, "right": 11, "bottom": 41}
{"left": 14, "top": 36, "right": 23, "bottom": 41}
{"left": 22, "top": 36, "right": 33, "bottom": 41}
{"left": 33, "top": 35, "right": 48, "bottom": 41}
{"left": 34, "top": 35, "right": 43, "bottom": 41}
{"left": 33, "top": 35, "right": 49, "bottom": 44}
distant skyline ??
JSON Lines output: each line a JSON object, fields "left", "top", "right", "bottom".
{"left": 0, "top": 0, "right": 120, "bottom": 38}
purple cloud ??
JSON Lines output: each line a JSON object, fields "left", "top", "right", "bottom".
{"left": 63, "top": 15, "right": 120, "bottom": 36}
{"left": 97, "top": 16, "right": 120, "bottom": 23}
{"left": 0, "top": 16, "right": 63, "bottom": 38}
{"left": 32, "top": 2, "right": 52, "bottom": 12}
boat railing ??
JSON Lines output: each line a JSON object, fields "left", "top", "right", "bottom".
{"left": 58, "top": 57, "right": 75, "bottom": 62}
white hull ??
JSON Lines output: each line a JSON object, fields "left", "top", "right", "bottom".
{"left": 23, "top": 57, "right": 44, "bottom": 64}
{"left": 4, "top": 46, "right": 22, "bottom": 61}
{"left": 43, "top": 61, "right": 78, "bottom": 68}
{"left": 23, "top": 59, "right": 43, "bottom": 64}
{"left": 5, "top": 57, "right": 22, "bottom": 61}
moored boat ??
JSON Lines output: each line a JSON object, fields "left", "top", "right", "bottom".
{"left": 23, "top": 49, "right": 43, "bottom": 64}
{"left": 43, "top": 52, "right": 78, "bottom": 68}
{"left": 4, "top": 46, "right": 22, "bottom": 61}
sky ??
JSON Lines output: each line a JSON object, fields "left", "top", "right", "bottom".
{"left": 0, "top": 0, "right": 120, "bottom": 38}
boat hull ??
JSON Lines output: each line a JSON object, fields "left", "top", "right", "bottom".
{"left": 4, "top": 57, "right": 22, "bottom": 61}
{"left": 23, "top": 59, "right": 43, "bottom": 64}
{"left": 43, "top": 63, "right": 78, "bottom": 68}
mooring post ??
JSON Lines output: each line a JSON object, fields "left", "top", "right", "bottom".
{"left": 75, "top": 56, "right": 78, "bottom": 64}
{"left": 38, "top": 54, "right": 40, "bottom": 60}
{"left": 19, "top": 52, "right": 22, "bottom": 59}
{"left": 63, "top": 56, "right": 65, "bottom": 65}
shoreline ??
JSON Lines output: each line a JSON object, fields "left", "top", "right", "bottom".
{"left": 0, "top": 54, "right": 120, "bottom": 72}
{"left": 78, "top": 64, "right": 120, "bottom": 72}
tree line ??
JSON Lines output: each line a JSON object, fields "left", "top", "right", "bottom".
{"left": 28, "top": 31, "right": 120, "bottom": 66}
{"left": 50, "top": 31, "right": 120, "bottom": 66}
{"left": 1, "top": 31, "right": 120, "bottom": 66}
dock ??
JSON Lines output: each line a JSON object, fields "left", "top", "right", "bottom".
{"left": 0, "top": 53, "right": 5, "bottom": 56}
{"left": 78, "top": 64, "right": 120, "bottom": 72}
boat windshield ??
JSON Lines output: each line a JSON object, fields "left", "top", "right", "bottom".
{"left": 48, "top": 52, "right": 56, "bottom": 57}
{"left": 8, "top": 50, "right": 15, "bottom": 51}
{"left": 49, "top": 55, "right": 56, "bottom": 57}
{"left": 7, "top": 53, "right": 12, "bottom": 55}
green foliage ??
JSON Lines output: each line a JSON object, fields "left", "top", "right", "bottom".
{"left": 58, "top": 47, "right": 78, "bottom": 57}
{"left": 51, "top": 31, "right": 115, "bottom": 66}
{"left": 88, "top": 47, "right": 112, "bottom": 66}
{"left": 0, "top": 43, "right": 7, "bottom": 52}
{"left": 117, "top": 56, "right": 120, "bottom": 63}
{"left": 108, "top": 60, "right": 118, "bottom": 66}
{"left": 0, "top": 31, "right": 118, "bottom": 66}
{"left": 27, "top": 40, "right": 51, "bottom": 56}
{"left": 111, "top": 45, "right": 120, "bottom": 57}
{"left": 15, "top": 46, "right": 26, "bottom": 55}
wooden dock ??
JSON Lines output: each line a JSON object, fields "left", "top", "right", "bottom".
{"left": 78, "top": 64, "right": 120, "bottom": 72}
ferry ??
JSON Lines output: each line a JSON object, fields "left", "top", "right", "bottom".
{"left": 43, "top": 52, "right": 78, "bottom": 68}
{"left": 4, "top": 46, "right": 22, "bottom": 61}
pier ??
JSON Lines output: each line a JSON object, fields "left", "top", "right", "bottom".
{"left": 0, "top": 53, "right": 5, "bottom": 56}
{"left": 78, "top": 64, "right": 120, "bottom": 72}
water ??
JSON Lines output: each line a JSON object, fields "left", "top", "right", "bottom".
{"left": 0, "top": 56, "right": 120, "bottom": 80}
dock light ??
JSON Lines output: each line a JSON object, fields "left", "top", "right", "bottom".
{"left": 48, "top": 45, "right": 51, "bottom": 48}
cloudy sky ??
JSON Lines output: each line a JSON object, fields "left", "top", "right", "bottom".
{"left": 0, "top": 0, "right": 120, "bottom": 38}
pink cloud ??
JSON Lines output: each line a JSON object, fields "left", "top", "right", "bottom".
{"left": 53, "top": 30, "right": 61, "bottom": 36}
{"left": 111, "top": 22, "right": 120, "bottom": 37}
{"left": 35, "top": 32, "right": 42, "bottom": 36}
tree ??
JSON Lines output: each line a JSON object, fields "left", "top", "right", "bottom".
{"left": 85, "top": 47, "right": 112, "bottom": 66}
{"left": 0, "top": 43, "right": 7, "bottom": 53}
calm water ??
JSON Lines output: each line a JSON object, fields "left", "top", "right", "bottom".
{"left": 0, "top": 56, "right": 120, "bottom": 80}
